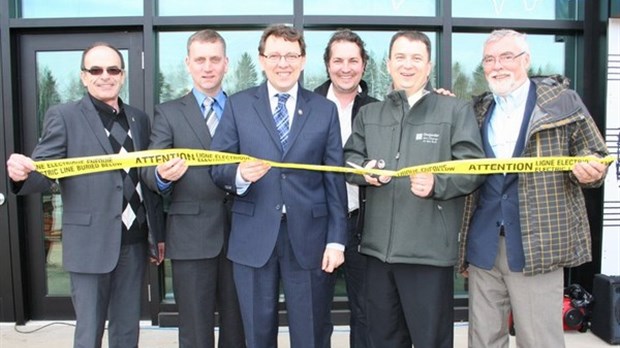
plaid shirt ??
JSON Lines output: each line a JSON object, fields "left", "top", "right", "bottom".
{"left": 458, "top": 75, "right": 609, "bottom": 276}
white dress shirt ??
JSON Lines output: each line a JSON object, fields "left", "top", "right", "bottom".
{"left": 326, "top": 83, "right": 360, "bottom": 213}
{"left": 488, "top": 79, "right": 531, "bottom": 159}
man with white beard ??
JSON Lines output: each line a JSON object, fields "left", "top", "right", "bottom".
{"left": 458, "top": 29, "right": 609, "bottom": 348}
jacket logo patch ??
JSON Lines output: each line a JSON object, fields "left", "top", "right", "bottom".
{"left": 415, "top": 133, "right": 439, "bottom": 144}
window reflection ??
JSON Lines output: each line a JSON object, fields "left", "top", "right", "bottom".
{"left": 20, "top": 0, "right": 142, "bottom": 18}
{"left": 451, "top": 33, "right": 565, "bottom": 99}
{"left": 43, "top": 185, "right": 66, "bottom": 295}
{"left": 452, "top": 0, "right": 583, "bottom": 20}
{"left": 163, "top": 259, "right": 174, "bottom": 300}
{"left": 304, "top": 30, "right": 437, "bottom": 101}
{"left": 305, "top": 0, "right": 435, "bottom": 16}
{"left": 157, "top": 0, "right": 292, "bottom": 16}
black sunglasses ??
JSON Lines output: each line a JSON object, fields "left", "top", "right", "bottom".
{"left": 82, "top": 66, "right": 123, "bottom": 76}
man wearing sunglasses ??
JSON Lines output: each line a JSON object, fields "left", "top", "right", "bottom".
{"left": 6, "top": 42, "right": 164, "bottom": 348}
{"left": 141, "top": 29, "right": 245, "bottom": 348}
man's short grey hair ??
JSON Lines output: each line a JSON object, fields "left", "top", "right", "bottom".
{"left": 484, "top": 29, "right": 530, "bottom": 56}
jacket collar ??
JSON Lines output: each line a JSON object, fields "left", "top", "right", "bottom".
{"left": 475, "top": 75, "right": 575, "bottom": 123}
{"left": 314, "top": 78, "right": 372, "bottom": 99}
{"left": 79, "top": 95, "right": 115, "bottom": 154}
{"left": 180, "top": 92, "right": 213, "bottom": 148}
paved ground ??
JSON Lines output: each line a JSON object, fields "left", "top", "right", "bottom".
{"left": 0, "top": 321, "right": 614, "bottom": 347}
{"left": 0, "top": 321, "right": 611, "bottom": 348}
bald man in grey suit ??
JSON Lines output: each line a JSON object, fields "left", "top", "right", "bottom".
{"left": 7, "top": 42, "right": 164, "bottom": 348}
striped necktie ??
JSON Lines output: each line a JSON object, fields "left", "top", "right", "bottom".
{"left": 203, "top": 97, "right": 218, "bottom": 136}
{"left": 274, "top": 93, "right": 290, "bottom": 150}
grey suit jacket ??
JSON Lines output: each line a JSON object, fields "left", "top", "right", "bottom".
{"left": 11, "top": 95, "right": 164, "bottom": 274}
{"left": 142, "top": 93, "right": 227, "bottom": 260}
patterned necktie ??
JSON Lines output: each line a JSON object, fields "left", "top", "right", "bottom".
{"left": 203, "top": 97, "right": 218, "bottom": 136}
{"left": 104, "top": 113, "right": 145, "bottom": 237}
{"left": 274, "top": 93, "right": 290, "bottom": 150}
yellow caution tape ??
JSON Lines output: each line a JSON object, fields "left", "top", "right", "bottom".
{"left": 34, "top": 149, "right": 250, "bottom": 179}
{"left": 393, "top": 156, "right": 616, "bottom": 176}
{"left": 33, "top": 148, "right": 615, "bottom": 179}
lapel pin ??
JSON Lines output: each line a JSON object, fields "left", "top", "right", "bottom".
{"left": 297, "top": 109, "right": 303, "bottom": 116}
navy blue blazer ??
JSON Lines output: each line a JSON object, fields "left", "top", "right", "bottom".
{"left": 210, "top": 82, "right": 347, "bottom": 270}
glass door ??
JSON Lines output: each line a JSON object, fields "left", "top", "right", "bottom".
{"left": 18, "top": 32, "right": 144, "bottom": 318}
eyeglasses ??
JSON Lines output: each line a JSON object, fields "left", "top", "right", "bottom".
{"left": 261, "top": 53, "right": 302, "bottom": 63}
{"left": 481, "top": 51, "right": 526, "bottom": 67}
{"left": 81, "top": 66, "right": 124, "bottom": 76}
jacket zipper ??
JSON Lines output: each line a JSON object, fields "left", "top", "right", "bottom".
{"left": 385, "top": 93, "right": 426, "bottom": 262}
{"left": 385, "top": 94, "right": 410, "bottom": 262}
{"left": 394, "top": 94, "right": 409, "bottom": 162}
{"left": 436, "top": 204, "right": 449, "bottom": 246}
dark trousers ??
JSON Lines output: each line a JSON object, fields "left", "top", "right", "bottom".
{"left": 343, "top": 210, "right": 371, "bottom": 348}
{"left": 365, "top": 257, "right": 454, "bottom": 348}
{"left": 233, "top": 219, "right": 335, "bottom": 348}
{"left": 216, "top": 247, "right": 246, "bottom": 348}
{"left": 172, "top": 252, "right": 245, "bottom": 348}
{"left": 70, "top": 242, "right": 146, "bottom": 348}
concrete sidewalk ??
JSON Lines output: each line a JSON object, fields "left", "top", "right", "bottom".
{"left": 0, "top": 321, "right": 613, "bottom": 347}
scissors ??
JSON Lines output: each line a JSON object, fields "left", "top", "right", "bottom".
{"left": 346, "top": 161, "right": 392, "bottom": 184}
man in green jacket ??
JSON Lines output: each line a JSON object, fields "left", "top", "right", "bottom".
{"left": 344, "top": 30, "right": 485, "bottom": 348}
{"left": 458, "top": 29, "right": 609, "bottom": 348}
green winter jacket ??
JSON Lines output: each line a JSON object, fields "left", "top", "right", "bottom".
{"left": 344, "top": 89, "right": 485, "bottom": 266}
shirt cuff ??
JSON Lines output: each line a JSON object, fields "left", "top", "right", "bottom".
{"left": 326, "top": 243, "right": 345, "bottom": 252}
{"left": 155, "top": 170, "right": 172, "bottom": 192}
{"left": 235, "top": 166, "right": 251, "bottom": 195}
